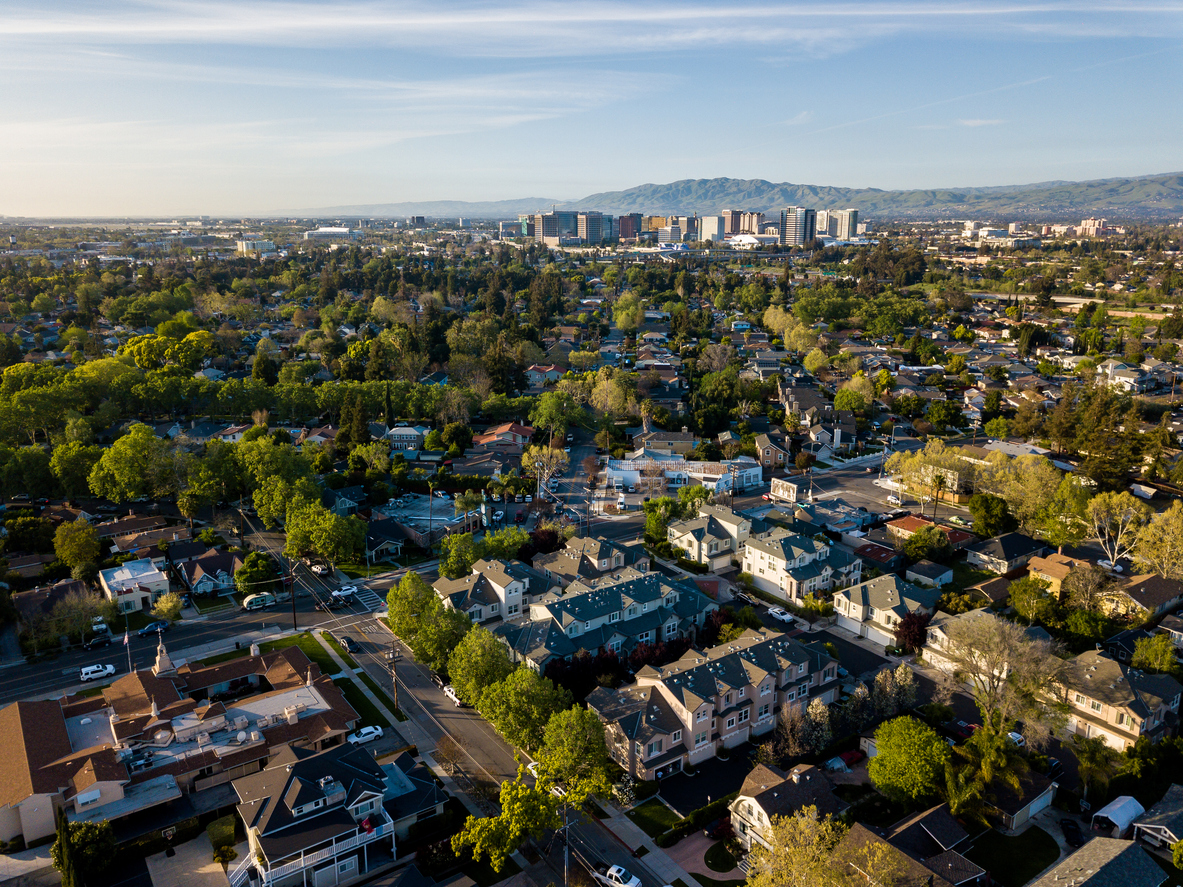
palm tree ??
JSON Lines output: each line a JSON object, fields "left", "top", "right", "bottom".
{"left": 456, "top": 491, "right": 483, "bottom": 533}
{"left": 1073, "top": 734, "right": 1120, "bottom": 801}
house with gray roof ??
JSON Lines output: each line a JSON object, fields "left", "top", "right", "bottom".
{"left": 1134, "top": 783, "right": 1183, "bottom": 848}
{"left": 532, "top": 535, "right": 650, "bottom": 589}
{"left": 1056, "top": 649, "right": 1182, "bottom": 751}
{"left": 834, "top": 575, "right": 940, "bottom": 648}
{"left": 1027, "top": 838, "right": 1165, "bottom": 887}
{"left": 494, "top": 572, "right": 717, "bottom": 672}
{"left": 730, "top": 763, "right": 845, "bottom": 850}
{"left": 433, "top": 558, "right": 559, "bottom": 625}
{"left": 666, "top": 504, "right": 752, "bottom": 570}
{"left": 741, "top": 527, "right": 862, "bottom": 604}
{"left": 587, "top": 627, "right": 838, "bottom": 780}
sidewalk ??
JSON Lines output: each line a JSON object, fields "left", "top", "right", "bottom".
{"left": 0, "top": 843, "right": 54, "bottom": 886}
{"left": 599, "top": 803, "right": 705, "bottom": 887}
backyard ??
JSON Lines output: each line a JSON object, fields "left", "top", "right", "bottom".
{"left": 965, "top": 826, "right": 1060, "bottom": 887}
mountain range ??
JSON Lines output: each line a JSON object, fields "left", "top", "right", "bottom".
{"left": 303, "top": 172, "right": 1183, "bottom": 222}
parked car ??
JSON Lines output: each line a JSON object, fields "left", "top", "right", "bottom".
{"left": 768, "top": 607, "right": 795, "bottom": 624}
{"left": 138, "top": 620, "right": 170, "bottom": 638}
{"left": 80, "top": 663, "right": 116, "bottom": 683}
{"left": 514, "top": 512, "right": 526, "bottom": 524}
{"left": 1006, "top": 731, "right": 1026, "bottom": 748}
{"left": 85, "top": 635, "right": 112, "bottom": 650}
{"left": 429, "top": 671, "right": 445, "bottom": 689}
{"left": 1060, "top": 818, "right": 1086, "bottom": 848}
{"left": 443, "top": 685, "right": 465, "bottom": 707}
{"left": 524, "top": 494, "right": 532, "bottom": 503}
{"left": 734, "top": 592, "right": 757, "bottom": 607}
{"left": 703, "top": 816, "right": 733, "bottom": 840}
{"left": 566, "top": 433, "right": 574, "bottom": 443}
{"left": 762, "top": 493, "right": 772, "bottom": 501}
{"left": 491, "top": 510, "right": 504, "bottom": 522}
{"left": 348, "top": 726, "right": 384, "bottom": 746}
{"left": 594, "top": 866, "right": 641, "bottom": 887}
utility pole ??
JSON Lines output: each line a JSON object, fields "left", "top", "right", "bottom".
{"left": 386, "top": 646, "right": 399, "bottom": 712}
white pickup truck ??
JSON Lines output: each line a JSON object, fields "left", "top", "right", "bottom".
{"left": 594, "top": 866, "right": 641, "bottom": 887}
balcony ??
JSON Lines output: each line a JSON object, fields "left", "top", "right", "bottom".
{"left": 229, "top": 819, "right": 394, "bottom": 887}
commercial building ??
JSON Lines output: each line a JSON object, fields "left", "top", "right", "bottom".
{"left": 617, "top": 213, "right": 643, "bottom": 240}
{"left": 721, "top": 209, "right": 743, "bottom": 235}
{"left": 302, "top": 227, "right": 357, "bottom": 241}
{"left": 237, "top": 239, "right": 276, "bottom": 254}
{"left": 657, "top": 225, "right": 682, "bottom": 243}
{"left": 99, "top": 558, "right": 171, "bottom": 613}
{"left": 835, "top": 209, "right": 859, "bottom": 241}
{"left": 779, "top": 206, "right": 817, "bottom": 246}
{"left": 698, "top": 216, "right": 725, "bottom": 242}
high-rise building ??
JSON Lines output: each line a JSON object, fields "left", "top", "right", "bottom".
{"left": 672, "top": 215, "right": 698, "bottom": 238}
{"left": 740, "top": 211, "right": 765, "bottom": 234}
{"left": 835, "top": 209, "right": 859, "bottom": 241}
{"left": 577, "top": 211, "right": 606, "bottom": 243}
{"left": 699, "top": 216, "right": 725, "bottom": 242}
{"left": 658, "top": 225, "right": 682, "bottom": 243}
{"left": 721, "top": 209, "right": 742, "bottom": 236}
{"left": 779, "top": 207, "right": 817, "bottom": 246}
{"left": 532, "top": 211, "right": 579, "bottom": 242}
{"left": 617, "top": 213, "right": 642, "bottom": 240}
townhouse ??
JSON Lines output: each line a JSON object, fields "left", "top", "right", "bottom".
{"left": 666, "top": 504, "right": 752, "bottom": 570}
{"left": 834, "top": 575, "right": 941, "bottom": 648}
{"left": 741, "top": 527, "right": 862, "bottom": 603}
{"left": 1056, "top": 649, "right": 1183, "bottom": 751}
{"left": 493, "top": 572, "right": 717, "bottom": 671}
{"left": 588, "top": 628, "right": 838, "bottom": 780}
{"left": 433, "top": 558, "right": 559, "bottom": 624}
{"left": 532, "top": 535, "right": 650, "bottom": 589}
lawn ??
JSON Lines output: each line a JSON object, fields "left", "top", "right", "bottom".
{"left": 192, "top": 596, "right": 234, "bottom": 615}
{"left": 947, "top": 560, "right": 994, "bottom": 595}
{"left": 704, "top": 841, "right": 738, "bottom": 873}
{"left": 358, "top": 671, "right": 407, "bottom": 721}
{"left": 333, "top": 677, "right": 392, "bottom": 729}
{"left": 320, "top": 631, "right": 359, "bottom": 669}
{"left": 626, "top": 798, "right": 681, "bottom": 838}
{"left": 259, "top": 632, "right": 341, "bottom": 675}
{"left": 462, "top": 855, "right": 521, "bottom": 887}
{"left": 965, "top": 826, "right": 1060, "bottom": 887}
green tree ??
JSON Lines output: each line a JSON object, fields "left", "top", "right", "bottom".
{"left": 235, "top": 551, "right": 280, "bottom": 596}
{"left": 448, "top": 627, "right": 514, "bottom": 706}
{"left": 803, "top": 348, "right": 830, "bottom": 375}
{"left": 6, "top": 516, "right": 55, "bottom": 552}
{"left": 51, "top": 818, "right": 115, "bottom": 878}
{"left": 968, "top": 493, "right": 1018, "bottom": 538}
{"left": 1089, "top": 491, "right": 1151, "bottom": 563}
{"left": 482, "top": 526, "right": 529, "bottom": 561}
{"left": 677, "top": 483, "right": 712, "bottom": 515}
{"left": 1072, "top": 734, "right": 1120, "bottom": 800}
{"left": 88, "top": 423, "right": 170, "bottom": 501}
{"left": 479, "top": 667, "right": 572, "bottom": 751}
{"left": 151, "top": 591, "right": 184, "bottom": 623}
{"left": 868, "top": 716, "right": 951, "bottom": 804}
{"left": 386, "top": 572, "right": 436, "bottom": 643}
{"left": 984, "top": 417, "right": 1009, "bottom": 440}
{"left": 439, "top": 532, "right": 481, "bottom": 579}
{"left": 1132, "top": 633, "right": 1177, "bottom": 673}
{"left": 642, "top": 496, "right": 680, "bottom": 543}
{"left": 1172, "top": 841, "right": 1183, "bottom": 871}
{"left": 1007, "top": 576, "right": 1057, "bottom": 624}
{"left": 529, "top": 391, "right": 583, "bottom": 445}
{"left": 903, "top": 525, "right": 952, "bottom": 563}
{"left": 50, "top": 442, "right": 103, "bottom": 499}
{"left": 1133, "top": 500, "right": 1183, "bottom": 581}
{"left": 451, "top": 774, "right": 559, "bottom": 873}
{"left": 746, "top": 804, "right": 848, "bottom": 887}
{"left": 53, "top": 519, "right": 100, "bottom": 568}
{"left": 833, "top": 388, "right": 867, "bottom": 413}
{"left": 1037, "top": 475, "right": 1091, "bottom": 553}
{"left": 535, "top": 706, "right": 615, "bottom": 807}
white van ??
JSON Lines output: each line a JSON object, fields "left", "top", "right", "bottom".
{"left": 887, "top": 495, "right": 902, "bottom": 506}
{"left": 241, "top": 593, "right": 277, "bottom": 612}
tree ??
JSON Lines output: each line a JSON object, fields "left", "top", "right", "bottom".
{"left": 777, "top": 704, "right": 815, "bottom": 756}
{"left": 451, "top": 774, "right": 559, "bottom": 873}
{"left": 234, "top": 551, "right": 279, "bottom": 596}
{"left": 386, "top": 571, "right": 436, "bottom": 642}
{"left": 523, "top": 444, "right": 569, "bottom": 490}
{"left": 151, "top": 591, "right": 184, "bottom": 623}
{"left": 968, "top": 493, "right": 1018, "bottom": 539}
{"left": 535, "top": 706, "right": 615, "bottom": 807}
{"left": 894, "top": 612, "right": 930, "bottom": 653}
{"left": 803, "top": 348, "right": 830, "bottom": 376}
{"left": 677, "top": 483, "right": 711, "bottom": 515}
{"left": 983, "top": 417, "right": 1009, "bottom": 440}
{"left": 746, "top": 805, "right": 847, "bottom": 887}
{"left": 1089, "top": 491, "right": 1151, "bottom": 564}
{"left": 642, "top": 496, "right": 680, "bottom": 543}
{"left": 1037, "top": 474, "right": 1091, "bottom": 553}
{"left": 479, "top": 668, "right": 572, "bottom": 751}
{"left": 894, "top": 662, "right": 918, "bottom": 711}
{"left": 833, "top": 388, "right": 867, "bottom": 413}
{"left": 448, "top": 627, "right": 514, "bottom": 706}
{"left": 1132, "top": 633, "right": 1177, "bottom": 673}
{"left": 1133, "top": 500, "right": 1183, "bottom": 580}
{"left": 481, "top": 526, "right": 529, "bottom": 561}
{"left": 1008, "top": 576, "right": 1057, "bottom": 624}
{"left": 1072, "top": 734, "right": 1120, "bottom": 800}
{"left": 52, "top": 809, "right": 78, "bottom": 887}
{"left": 439, "top": 532, "right": 481, "bottom": 579}
{"left": 54, "top": 519, "right": 100, "bottom": 569}
{"left": 873, "top": 668, "right": 900, "bottom": 719}
{"left": 941, "top": 611, "right": 1066, "bottom": 746}
{"left": 1063, "top": 564, "right": 1114, "bottom": 613}
{"left": 903, "top": 525, "right": 952, "bottom": 563}
{"left": 51, "top": 818, "right": 115, "bottom": 878}
{"left": 529, "top": 391, "right": 582, "bottom": 445}
{"left": 50, "top": 442, "right": 103, "bottom": 499}
{"left": 868, "top": 716, "right": 951, "bottom": 804}
{"left": 807, "top": 697, "right": 832, "bottom": 751}
{"left": 88, "top": 423, "right": 170, "bottom": 501}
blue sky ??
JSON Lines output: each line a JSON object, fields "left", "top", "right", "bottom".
{"left": 1, "top": 1, "right": 1181, "bottom": 216}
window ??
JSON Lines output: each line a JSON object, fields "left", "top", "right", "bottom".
{"left": 1090, "top": 700, "right": 1103, "bottom": 713}
{"left": 672, "top": 730, "right": 682, "bottom": 742}
{"left": 697, "top": 709, "right": 709, "bottom": 722}
{"left": 758, "top": 703, "right": 770, "bottom": 718}
{"left": 507, "top": 603, "right": 519, "bottom": 616}
{"left": 647, "top": 739, "right": 663, "bottom": 757}
{"left": 609, "top": 640, "right": 622, "bottom": 653}
{"left": 490, "top": 603, "right": 499, "bottom": 614}
{"left": 567, "top": 625, "right": 578, "bottom": 636}
{"left": 761, "top": 683, "right": 771, "bottom": 696}
{"left": 609, "top": 612, "right": 621, "bottom": 623}
{"left": 629, "top": 607, "right": 638, "bottom": 617}
{"left": 738, "top": 709, "right": 750, "bottom": 723}
{"left": 635, "top": 742, "right": 643, "bottom": 757}
{"left": 1115, "top": 713, "right": 1127, "bottom": 726}
{"left": 1075, "top": 693, "right": 1086, "bottom": 705}
{"left": 739, "top": 688, "right": 745, "bottom": 697}
{"left": 786, "top": 688, "right": 796, "bottom": 701}
{"left": 694, "top": 731, "right": 708, "bottom": 747}
{"left": 725, "top": 694, "right": 732, "bottom": 705}
{"left": 726, "top": 717, "right": 736, "bottom": 729}
{"left": 664, "top": 597, "right": 673, "bottom": 607}
{"left": 665, "top": 623, "right": 677, "bottom": 638}
{"left": 584, "top": 621, "right": 592, "bottom": 629}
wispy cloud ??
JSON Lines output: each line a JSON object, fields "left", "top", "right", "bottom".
{"left": 958, "top": 118, "right": 1005, "bottom": 127}
{"left": 783, "top": 111, "right": 814, "bottom": 126}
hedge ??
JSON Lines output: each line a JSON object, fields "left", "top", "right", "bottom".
{"left": 654, "top": 792, "right": 739, "bottom": 848}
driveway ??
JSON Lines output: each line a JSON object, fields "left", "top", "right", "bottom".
{"left": 809, "top": 629, "right": 890, "bottom": 680}
{"left": 657, "top": 747, "right": 756, "bottom": 817}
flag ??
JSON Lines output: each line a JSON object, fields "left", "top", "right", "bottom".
{"left": 361, "top": 818, "right": 374, "bottom": 834}
{"left": 123, "top": 631, "right": 129, "bottom": 646}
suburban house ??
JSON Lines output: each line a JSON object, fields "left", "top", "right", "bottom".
{"left": 633, "top": 428, "right": 698, "bottom": 455}
{"left": 880, "top": 804, "right": 986, "bottom": 887}
{"left": 532, "top": 536, "right": 650, "bottom": 589}
{"left": 1133, "top": 784, "right": 1183, "bottom": 849}
{"left": 0, "top": 641, "right": 362, "bottom": 847}
{"left": 472, "top": 422, "right": 534, "bottom": 452}
{"left": 179, "top": 549, "right": 246, "bottom": 597}
{"left": 886, "top": 516, "right": 977, "bottom": 551}
{"left": 525, "top": 364, "right": 564, "bottom": 387}
{"left": 1102, "top": 574, "right": 1183, "bottom": 619}
{"left": 729, "top": 763, "right": 845, "bottom": 851}
{"left": 433, "top": 558, "right": 559, "bottom": 624}
{"left": 923, "top": 608, "right": 1051, "bottom": 675}
{"left": 324, "top": 485, "right": 367, "bottom": 517}
{"left": 364, "top": 519, "right": 405, "bottom": 562}
{"left": 753, "top": 432, "right": 792, "bottom": 471}
{"left": 831, "top": 824, "right": 958, "bottom": 887}
{"left": 98, "top": 558, "right": 171, "bottom": 613}
{"left": 232, "top": 744, "right": 398, "bottom": 887}
{"left": 385, "top": 426, "right": 429, "bottom": 451}
{"left": 1028, "top": 839, "right": 1166, "bottom": 887}
{"left": 965, "top": 533, "right": 1047, "bottom": 574}
{"left": 905, "top": 560, "right": 954, "bottom": 588}
{"left": 494, "top": 572, "right": 717, "bottom": 670}
{"left": 1027, "top": 552, "right": 1090, "bottom": 598}
{"left": 1055, "top": 649, "right": 1183, "bottom": 750}
{"left": 834, "top": 575, "right": 941, "bottom": 648}
{"left": 666, "top": 504, "right": 752, "bottom": 570}
{"left": 587, "top": 628, "right": 838, "bottom": 780}
{"left": 989, "top": 771, "right": 1057, "bottom": 830}
{"left": 741, "top": 528, "right": 862, "bottom": 603}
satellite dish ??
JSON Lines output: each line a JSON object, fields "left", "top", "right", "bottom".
{"left": 237, "top": 731, "right": 247, "bottom": 743}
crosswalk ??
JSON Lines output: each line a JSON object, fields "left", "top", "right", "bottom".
{"left": 354, "top": 585, "right": 385, "bottom": 611}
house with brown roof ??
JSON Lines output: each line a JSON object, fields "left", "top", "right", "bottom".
{"left": 1027, "top": 552, "right": 1090, "bottom": 598}
{"left": 729, "top": 763, "right": 845, "bottom": 850}
{"left": 1104, "top": 574, "right": 1183, "bottom": 619}
{"left": 886, "top": 516, "right": 977, "bottom": 550}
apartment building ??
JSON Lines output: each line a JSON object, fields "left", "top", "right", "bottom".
{"left": 433, "top": 558, "right": 559, "bottom": 624}
{"left": 532, "top": 536, "right": 650, "bottom": 589}
{"left": 834, "top": 575, "right": 941, "bottom": 648}
{"left": 494, "top": 572, "right": 716, "bottom": 671}
{"left": 1056, "top": 650, "right": 1182, "bottom": 751}
{"left": 741, "top": 528, "right": 862, "bottom": 603}
{"left": 587, "top": 628, "right": 838, "bottom": 780}
{"left": 779, "top": 206, "right": 817, "bottom": 246}
{"left": 666, "top": 504, "right": 752, "bottom": 570}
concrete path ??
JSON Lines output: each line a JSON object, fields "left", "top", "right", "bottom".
{"left": 145, "top": 833, "right": 228, "bottom": 887}
{"left": 0, "top": 843, "right": 54, "bottom": 886}
{"left": 598, "top": 803, "right": 705, "bottom": 887}
{"left": 666, "top": 832, "right": 740, "bottom": 881}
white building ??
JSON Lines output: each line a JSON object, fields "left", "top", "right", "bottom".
{"left": 742, "top": 528, "right": 862, "bottom": 603}
{"left": 98, "top": 558, "right": 171, "bottom": 614}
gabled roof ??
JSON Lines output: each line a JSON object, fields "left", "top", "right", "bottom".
{"left": 1028, "top": 839, "right": 1165, "bottom": 887}
{"left": 735, "top": 763, "right": 843, "bottom": 820}
{"left": 1135, "top": 783, "right": 1183, "bottom": 842}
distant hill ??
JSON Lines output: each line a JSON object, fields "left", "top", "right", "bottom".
{"left": 565, "top": 173, "right": 1183, "bottom": 221}
{"left": 299, "top": 172, "right": 1183, "bottom": 221}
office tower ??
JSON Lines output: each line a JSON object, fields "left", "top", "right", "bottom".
{"left": 721, "top": 209, "right": 742, "bottom": 235}
{"left": 699, "top": 216, "right": 725, "bottom": 242}
{"left": 835, "top": 209, "right": 859, "bottom": 241}
{"left": 577, "top": 211, "right": 605, "bottom": 243}
{"left": 532, "top": 211, "right": 579, "bottom": 242}
{"left": 779, "top": 206, "right": 817, "bottom": 246}
{"left": 617, "top": 213, "right": 642, "bottom": 239}
{"left": 740, "top": 211, "right": 765, "bottom": 234}
{"left": 658, "top": 225, "right": 682, "bottom": 243}
{"left": 672, "top": 215, "right": 698, "bottom": 238}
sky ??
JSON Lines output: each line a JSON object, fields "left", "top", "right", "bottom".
{"left": 1, "top": 1, "right": 1182, "bottom": 217}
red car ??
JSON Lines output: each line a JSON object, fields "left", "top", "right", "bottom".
{"left": 514, "top": 512, "right": 526, "bottom": 524}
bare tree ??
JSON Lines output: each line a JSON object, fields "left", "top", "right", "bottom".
{"left": 1062, "top": 564, "right": 1115, "bottom": 613}
{"left": 1088, "top": 491, "right": 1151, "bottom": 564}
{"left": 700, "top": 342, "right": 735, "bottom": 373}
{"left": 434, "top": 734, "right": 467, "bottom": 775}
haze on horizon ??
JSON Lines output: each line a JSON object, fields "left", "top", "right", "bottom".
{"left": 2, "top": 1, "right": 1181, "bottom": 219}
